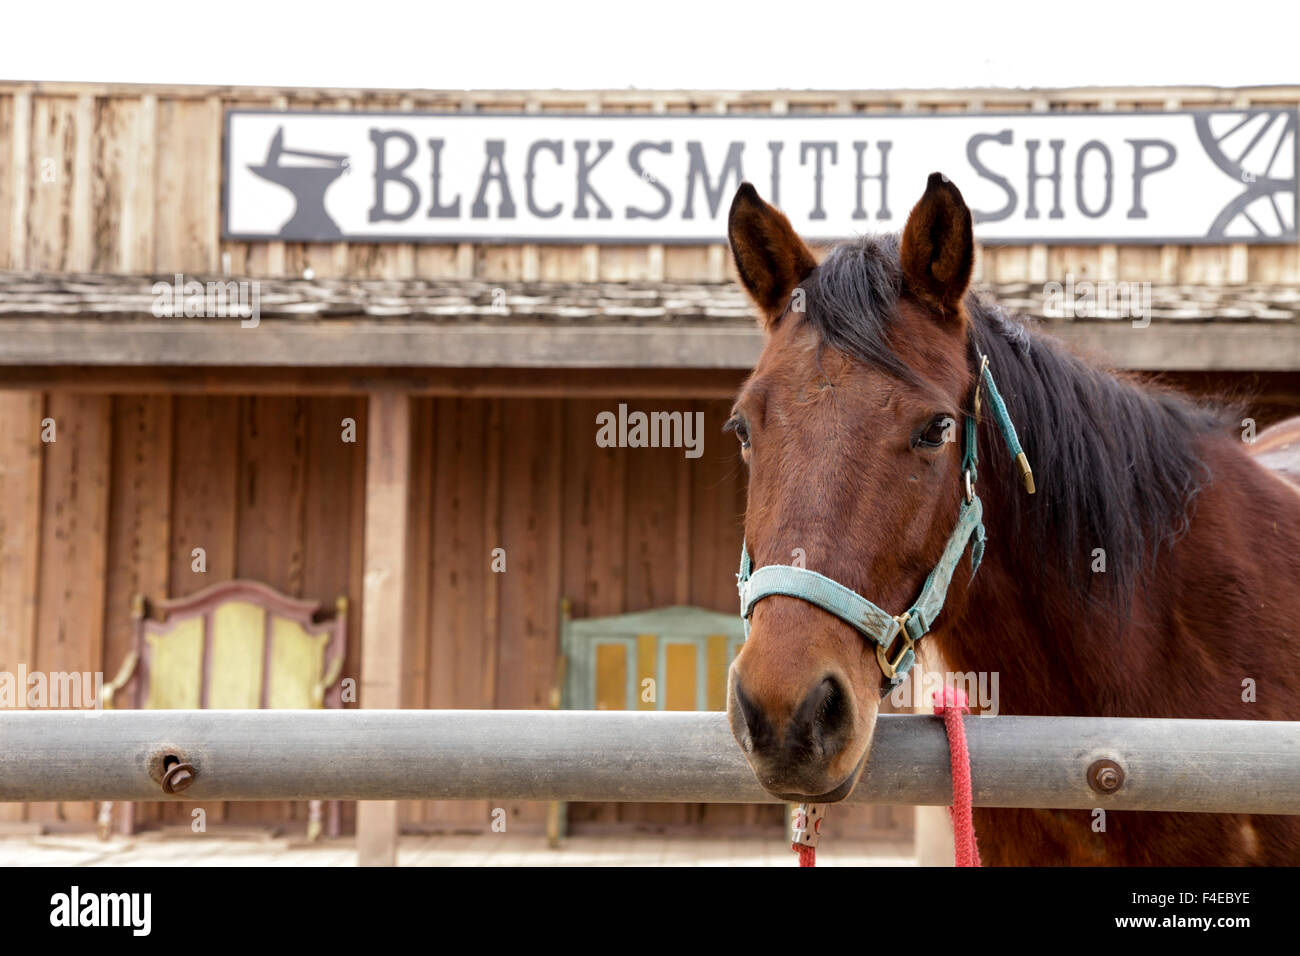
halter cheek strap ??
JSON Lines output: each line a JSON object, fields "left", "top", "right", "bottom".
{"left": 736, "top": 348, "right": 1032, "bottom": 695}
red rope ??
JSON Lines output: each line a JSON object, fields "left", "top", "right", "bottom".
{"left": 790, "top": 804, "right": 822, "bottom": 866}
{"left": 933, "top": 686, "right": 981, "bottom": 867}
{"left": 791, "top": 685, "right": 980, "bottom": 867}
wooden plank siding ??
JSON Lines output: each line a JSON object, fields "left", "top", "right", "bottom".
{"left": 391, "top": 396, "right": 902, "bottom": 838}
{"left": 0, "top": 391, "right": 908, "bottom": 836}
{"left": 0, "top": 393, "right": 366, "bottom": 832}
{"left": 0, "top": 82, "right": 1298, "bottom": 285}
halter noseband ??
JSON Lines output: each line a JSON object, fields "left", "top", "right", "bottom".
{"left": 736, "top": 348, "right": 1034, "bottom": 696}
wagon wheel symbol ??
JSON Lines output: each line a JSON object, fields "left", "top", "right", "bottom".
{"left": 1194, "top": 110, "right": 1298, "bottom": 240}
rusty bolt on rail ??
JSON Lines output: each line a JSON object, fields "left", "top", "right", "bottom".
{"left": 160, "top": 756, "right": 196, "bottom": 795}
{"left": 1087, "top": 758, "right": 1125, "bottom": 794}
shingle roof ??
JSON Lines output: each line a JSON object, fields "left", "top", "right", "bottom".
{"left": 2, "top": 273, "right": 1299, "bottom": 325}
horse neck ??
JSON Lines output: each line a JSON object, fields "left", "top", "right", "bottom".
{"left": 930, "top": 397, "right": 1300, "bottom": 721}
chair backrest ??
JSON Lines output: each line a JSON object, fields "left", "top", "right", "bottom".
{"left": 560, "top": 602, "right": 745, "bottom": 711}
{"left": 128, "top": 580, "right": 347, "bottom": 710}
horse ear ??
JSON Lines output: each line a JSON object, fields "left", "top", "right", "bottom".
{"left": 900, "top": 172, "right": 974, "bottom": 319}
{"left": 728, "top": 182, "right": 817, "bottom": 324}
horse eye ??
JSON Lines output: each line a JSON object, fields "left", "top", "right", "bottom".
{"left": 724, "top": 416, "right": 751, "bottom": 449}
{"left": 917, "top": 415, "right": 955, "bottom": 448}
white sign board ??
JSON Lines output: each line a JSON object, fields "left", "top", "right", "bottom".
{"left": 224, "top": 109, "right": 1298, "bottom": 245}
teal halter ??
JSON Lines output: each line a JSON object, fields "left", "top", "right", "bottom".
{"left": 736, "top": 349, "right": 1034, "bottom": 694}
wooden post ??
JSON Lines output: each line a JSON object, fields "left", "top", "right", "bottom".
{"left": 357, "top": 389, "right": 411, "bottom": 866}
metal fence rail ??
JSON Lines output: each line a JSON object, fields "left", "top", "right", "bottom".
{"left": 1, "top": 710, "right": 1297, "bottom": 814}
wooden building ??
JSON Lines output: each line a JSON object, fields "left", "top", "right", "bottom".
{"left": 1, "top": 82, "right": 1298, "bottom": 863}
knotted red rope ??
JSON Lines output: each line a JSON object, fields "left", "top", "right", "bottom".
{"left": 791, "top": 686, "right": 980, "bottom": 867}
{"left": 933, "top": 685, "right": 981, "bottom": 867}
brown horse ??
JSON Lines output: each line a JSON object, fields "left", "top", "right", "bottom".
{"left": 724, "top": 173, "right": 1300, "bottom": 865}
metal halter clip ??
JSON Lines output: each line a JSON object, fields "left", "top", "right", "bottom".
{"left": 963, "top": 469, "right": 974, "bottom": 504}
{"left": 791, "top": 803, "right": 825, "bottom": 849}
{"left": 875, "top": 613, "right": 915, "bottom": 681}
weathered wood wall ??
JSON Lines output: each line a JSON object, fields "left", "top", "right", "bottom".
{"left": 0, "top": 389, "right": 907, "bottom": 836}
{"left": 398, "top": 396, "right": 901, "bottom": 836}
{"left": 0, "top": 391, "right": 368, "bottom": 830}
{"left": 1, "top": 82, "right": 1299, "bottom": 285}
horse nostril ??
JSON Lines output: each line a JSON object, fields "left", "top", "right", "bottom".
{"left": 730, "top": 679, "right": 776, "bottom": 755}
{"left": 800, "top": 676, "right": 852, "bottom": 751}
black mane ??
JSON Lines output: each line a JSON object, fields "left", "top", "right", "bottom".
{"left": 797, "top": 235, "right": 1231, "bottom": 605}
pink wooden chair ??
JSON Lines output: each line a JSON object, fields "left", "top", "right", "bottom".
{"left": 98, "top": 580, "right": 348, "bottom": 840}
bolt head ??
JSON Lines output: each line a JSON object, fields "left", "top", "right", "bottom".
{"left": 1087, "top": 758, "right": 1125, "bottom": 794}
{"left": 162, "top": 764, "right": 196, "bottom": 794}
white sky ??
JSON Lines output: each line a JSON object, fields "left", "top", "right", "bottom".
{"left": 5, "top": 0, "right": 1298, "bottom": 91}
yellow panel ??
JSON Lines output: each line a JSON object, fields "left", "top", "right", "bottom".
{"left": 594, "top": 643, "right": 627, "bottom": 711}
{"left": 706, "top": 634, "right": 729, "bottom": 711}
{"left": 664, "top": 644, "right": 697, "bottom": 711}
{"left": 208, "top": 601, "right": 265, "bottom": 709}
{"left": 268, "top": 617, "right": 328, "bottom": 708}
{"left": 144, "top": 617, "right": 203, "bottom": 709}
{"left": 636, "top": 634, "right": 657, "bottom": 711}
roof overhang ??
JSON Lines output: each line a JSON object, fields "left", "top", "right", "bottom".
{"left": 2, "top": 274, "right": 1298, "bottom": 385}
{"left": 1, "top": 318, "right": 1299, "bottom": 373}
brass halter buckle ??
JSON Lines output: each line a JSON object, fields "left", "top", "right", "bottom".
{"left": 875, "top": 613, "right": 915, "bottom": 680}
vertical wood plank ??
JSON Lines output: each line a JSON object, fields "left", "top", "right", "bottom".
{"left": 68, "top": 94, "right": 94, "bottom": 271}
{"left": 689, "top": 400, "right": 746, "bottom": 613}
{"left": 32, "top": 393, "right": 112, "bottom": 824}
{"left": 338, "top": 393, "right": 370, "bottom": 837}
{"left": 560, "top": 398, "right": 627, "bottom": 830}
{"left": 401, "top": 398, "right": 435, "bottom": 827}
{"left": 623, "top": 402, "right": 691, "bottom": 611}
{"left": 560, "top": 399, "right": 628, "bottom": 620}
{"left": 0, "top": 391, "right": 44, "bottom": 822}
{"left": 164, "top": 395, "right": 239, "bottom": 828}
{"left": 357, "top": 390, "right": 411, "bottom": 866}
{"left": 26, "top": 96, "right": 78, "bottom": 271}
{"left": 621, "top": 400, "right": 694, "bottom": 827}
{"left": 234, "top": 397, "right": 307, "bottom": 596}
{"left": 102, "top": 395, "right": 178, "bottom": 826}
{"left": 92, "top": 96, "right": 131, "bottom": 272}
{"left": 493, "top": 399, "right": 562, "bottom": 829}
{"left": 425, "top": 398, "right": 496, "bottom": 827}
{"left": 225, "top": 395, "right": 308, "bottom": 827}
{"left": 129, "top": 95, "right": 157, "bottom": 275}
{"left": 169, "top": 397, "right": 239, "bottom": 596}
{"left": 295, "top": 394, "right": 363, "bottom": 831}
{"left": 102, "top": 395, "right": 173, "bottom": 689}
{"left": 480, "top": 400, "right": 503, "bottom": 710}
{"left": 2, "top": 91, "right": 31, "bottom": 270}
{"left": 154, "top": 97, "right": 221, "bottom": 273}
